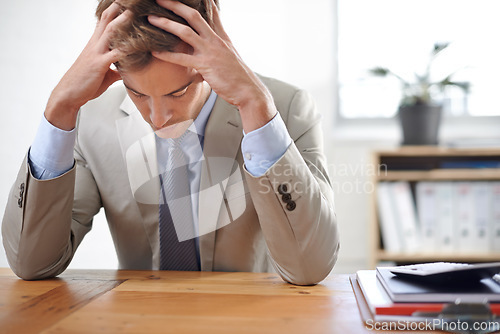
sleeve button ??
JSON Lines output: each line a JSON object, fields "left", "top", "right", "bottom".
{"left": 286, "top": 201, "right": 296, "bottom": 211}
{"left": 281, "top": 193, "right": 292, "bottom": 202}
{"left": 278, "top": 184, "right": 288, "bottom": 194}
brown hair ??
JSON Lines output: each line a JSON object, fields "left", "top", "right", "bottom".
{"left": 95, "top": 0, "right": 218, "bottom": 71}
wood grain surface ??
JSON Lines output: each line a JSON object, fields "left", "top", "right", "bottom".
{"left": 0, "top": 268, "right": 371, "bottom": 334}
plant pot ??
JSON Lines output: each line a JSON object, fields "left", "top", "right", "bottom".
{"left": 398, "top": 104, "right": 442, "bottom": 146}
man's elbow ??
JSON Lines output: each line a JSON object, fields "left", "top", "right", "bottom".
{"left": 10, "top": 262, "right": 59, "bottom": 281}
{"left": 7, "top": 252, "right": 69, "bottom": 281}
{"left": 278, "top": 242, "right": 341, "bottom": 286}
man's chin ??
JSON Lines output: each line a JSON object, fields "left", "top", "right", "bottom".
{"left": 154, "top": 119, "right": 194, "bottom": 139}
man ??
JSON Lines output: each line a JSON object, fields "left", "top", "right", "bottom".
{"left": 2, "top": 0, "right": 339, "bottom": 285}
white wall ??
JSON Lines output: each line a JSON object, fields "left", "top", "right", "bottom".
{"left": 0, "top": 0, "right": 377, "bottom": 274}
{"left": 0, "top": 1, "right": 119, "bottom": 270}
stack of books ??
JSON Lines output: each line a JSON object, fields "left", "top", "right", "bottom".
{"left": 350, "top": 262, "right": 500, "bottom": 331}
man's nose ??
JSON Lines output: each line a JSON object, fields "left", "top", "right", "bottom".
{"left": 149, "top": 98, "right": 171, "bottom": 129}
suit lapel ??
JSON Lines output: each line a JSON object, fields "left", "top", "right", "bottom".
{"left": 198, "top": 97, "right": 243, "bottom": 271}
{"left": 116, "top": 95, "right": 161, "bottom": 264}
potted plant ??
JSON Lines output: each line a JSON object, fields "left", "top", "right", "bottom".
{"left": 369, "top": 42, "right": 470, "bottom": 145}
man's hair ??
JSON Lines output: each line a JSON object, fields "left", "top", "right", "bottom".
{"left": 96, "top": 0, "right": 218, "bottom": 72}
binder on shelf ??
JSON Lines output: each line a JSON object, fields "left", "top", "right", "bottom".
{"left": 491, "top": 182, "right": 500, "bottom": 253}
{"left": 454, "top": 182, "right": 476, "bottom": 253}
{"left": 376, "top": 182, "right": 402, "bottom": 253}
{"left": 415, "top": 182, "right": 438, "bottom": 252}
{"left": 389, "top": 181, "right": 420, "bottom": 253}
{"left": 434, "top": 182, "right": 455, "bottom": 253}
{"left": 473, "top": 182, "right": 491, "bottom": 253}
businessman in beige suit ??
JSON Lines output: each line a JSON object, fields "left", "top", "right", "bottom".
{"left": 2, "top": 0, "right": 339, "bottom": 285}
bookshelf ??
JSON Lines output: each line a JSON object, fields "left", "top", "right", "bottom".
{"left": 370, "top": 146, "right": 500, "bottom": 268}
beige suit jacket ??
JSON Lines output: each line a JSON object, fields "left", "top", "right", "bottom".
{"left": 2, "top": 76, "right": 339, "bottom": 285}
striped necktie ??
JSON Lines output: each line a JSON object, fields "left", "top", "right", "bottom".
{"left": 159, "top": 132, "right": 199, "bottom": 271}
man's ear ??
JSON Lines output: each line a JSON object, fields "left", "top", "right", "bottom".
{"left": 112, "top": 62, "right": 125, "bottom": 79}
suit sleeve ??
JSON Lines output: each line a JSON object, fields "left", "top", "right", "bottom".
{"left": 1, "top": 134, "right": 102, "bottom": 280}
{"left": 243, "top": 88, "right": 340, "bottom": 286}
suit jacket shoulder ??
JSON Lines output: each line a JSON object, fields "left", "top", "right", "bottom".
{"left": 257, "top": 75, "right": 322, "bottom": 141}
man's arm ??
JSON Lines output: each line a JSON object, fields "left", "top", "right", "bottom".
{"left": 237, "top": 85, "right": 339, "bottom": 285}
{"left": 44, "top": 3, "right": 128, "bottom": 131}
{"left": 1, "top": 4, "right": 130, "bottom": 280}
{"left": 244, "top": 87, "right": 339, "bottom": 285}
{"left": 2, "top": 155, "right": 77, "bottom": 280}
{"left": 2, "top": 115, "right": 105, "bottom": 280}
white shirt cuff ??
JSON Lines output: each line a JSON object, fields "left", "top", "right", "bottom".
{"left": 28, "top": 115, "right": 76, "bottom": 179}
{"left": 241, "top": 113, "right": 292, "bottom": 177}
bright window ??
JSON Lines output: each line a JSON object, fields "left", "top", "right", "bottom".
{"left": 337, "top": 0, "right": 500, "bottom": 119}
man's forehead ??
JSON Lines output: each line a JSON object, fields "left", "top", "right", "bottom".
{"left": 120, "top": 59, "right": 195, "bottom": 96}
{"left": 123, "top": 79, "right": 193, "bottom": 97}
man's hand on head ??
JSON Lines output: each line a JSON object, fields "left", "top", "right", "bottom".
{"left": 148, "top": 0, "right": 277, "bottom": 133}
{"left": 45, "top": 2, "right": 129, "bottom": 131}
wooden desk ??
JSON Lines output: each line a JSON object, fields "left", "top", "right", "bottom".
{"left": 0, "top": 268, "right": 368, "bottom": 334}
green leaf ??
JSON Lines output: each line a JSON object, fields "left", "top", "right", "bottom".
{"left": 439, "top": 80, "right": 470, "bottom": 92}
{"left": 368, "top": 67, "right": 389, "bottom": 76}
{"left": 432, "top": 42, "right": 450, "bottom": 55}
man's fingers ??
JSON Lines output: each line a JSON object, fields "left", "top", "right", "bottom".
{"left": 95, "top": 2, "right": 123, "bottom": 37}
{"left": 103, "top": 48, "right": 125, "bottom": 65}
{"left": 208, "top": 0, "right": 221, "bottom": 30}
{"left": 151, "top": 50, "right": 194, "bottom": 68}
{"left": 97, "top": 9, "right": 133, "bottom": 53}
{"left": 155, "top": 0, "right": 212, "bottom": 37}
{"left": 148, "top": 15, "right": 201, "bottom": 47}
{"left": 208, "top": 0, "right": 230, "bottom": 42}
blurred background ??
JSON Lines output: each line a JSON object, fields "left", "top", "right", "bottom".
{"left": 0, "top": 0, "right": 499, "bottom": 274}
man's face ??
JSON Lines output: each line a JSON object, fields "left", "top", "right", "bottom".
{"left": 120, "top": 58, "right": 209, "bottom": 138}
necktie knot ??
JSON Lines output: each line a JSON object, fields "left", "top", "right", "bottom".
{"left": 165, "top": 131, "right": 192, "bottom": 172}
{"left": 167, "top": 130, "right": 190, "bottom": 147}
